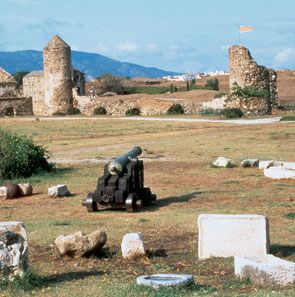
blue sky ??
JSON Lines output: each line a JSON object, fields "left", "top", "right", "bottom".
{"left": 0, "top": 0, "right": 294, "bottom": 72}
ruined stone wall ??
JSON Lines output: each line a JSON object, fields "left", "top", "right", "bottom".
{"left": 225, "top": 96, "right": 270, "bottom": 115}
{"left": 0, "top": 97, "right": 33, "bottom": 116}
{"left": 73, "top": 70, "right": 86, "bottom": 95}
{"left": 228, "top": 45, "right": 278, "bottom": 114}
{"left": 43, "top": 36, "right": 73, "bottom": 115}
{"left": 23, "top": 75, "right": 45, "bottom": 115}
{"left": 0, "top": 68, "right": 18, "bottom": 97}
{"left": 73, "top": 93, "right": 202, "bottom": 116}
{"left": 0, "top": 82, "right": 18, "bottom": 97}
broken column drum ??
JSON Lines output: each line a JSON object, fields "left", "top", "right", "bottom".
{"left": 82, "top": 146, "right": 156, "bottom": 212}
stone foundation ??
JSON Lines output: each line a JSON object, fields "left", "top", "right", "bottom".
{"left": 0, "top": 97, "right": 33, "bottom": 116}
{"left": 225, "top": 96, "right": 270, "bottom": 115}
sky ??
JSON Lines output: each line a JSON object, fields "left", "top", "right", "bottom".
{"left": 0, "top": 0, "right": 295, "bottom": 72}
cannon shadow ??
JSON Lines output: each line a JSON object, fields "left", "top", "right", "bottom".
{"left": 145, "top": 191, "right": 204, "bottom": 211}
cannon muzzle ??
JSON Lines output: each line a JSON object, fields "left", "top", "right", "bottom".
{"left": 108, "top": 146, "right": 142, "bottom": 175}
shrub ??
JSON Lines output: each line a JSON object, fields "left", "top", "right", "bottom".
{"left": 231, "top": 83, "right": 270, "bottom": 100}
{"left": 285, "top": 212, "right": 295, "bottom": 219}
{"left": 125, "top": 107, "right": 141, "bottom": 116}
{"left": 0, "top": 129, "right": 53, "bottom": 179}
{"left": 214, "top": 92, "right": 228, "bottom": 98}
{"left": 280, "top": 115, "right": 295, "bottom": 121}
{"left": 221, "top": 108, "right": 244, "bottom": 118}
{"left": 67, "top": 107, "right": 81, "bottom": 115}
{"left": 205, "top": 77, "right": 219, "bottom": 91}
{"left": 93, "top": 106, "right": 107, "bottom": 115}
{"left": 201, "top": 108, "right": 222, "bottom": 116}
{"left": 167, "top": 104, "right": 185, "bottom": 115}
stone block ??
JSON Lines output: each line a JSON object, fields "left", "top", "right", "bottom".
{"left": 48, "top": 184, "right": 70, "bottom": 197}
{"left": 18, "top": 183, "right": 33, "bottom": 196}
{"left": 197, "top": 214, "right": 269, "bottom": 259}
{"left": 55, "top": 229, "right": 107, "bottom": 257}
{"left": 213, "top": 157, "right": 235, "bottom": 168}
{"left": 0, "top": 187, "right": 8, "bottom": 199}
{"left": 121, "top": 233, "right": 145, "bottom": 259}
{"left": 3, "top": 183, "right": 21, "bottom": 199}
{"left": 264, "top": 167, "right": 295, "bottom": 180}
{"left": 241, "top": 159, "right": 259, "bottom": 168}
{"left": 259, "top": 160, "right": 274, "bottom": 169}
{"left": 235, "top": 255, "right": 295, "bottom": 286}
{"left": 0, "top": 221, "right": 28, "bottom": 280}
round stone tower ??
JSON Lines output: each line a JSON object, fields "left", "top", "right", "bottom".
{"left": 43, "top": 35, "right": 73, "bottom": 115}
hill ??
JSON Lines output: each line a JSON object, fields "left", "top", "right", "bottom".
{"left": 0, "top": 50, "right": 180, "bottom": 79}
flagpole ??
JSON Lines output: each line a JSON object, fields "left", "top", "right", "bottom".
{"left": 238, "top": 25, "right": 241, "bottom": 45}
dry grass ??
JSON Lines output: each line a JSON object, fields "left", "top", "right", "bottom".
{"left": 0, "top": 117, "right": 294, "bottom": 297}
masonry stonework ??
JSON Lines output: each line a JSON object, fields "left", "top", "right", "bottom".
{"left": 0, "top": 97, "right": 32, "bottom": 116}
{"left": 228, "top": 45, "right": 278, "bottom": 114}
{"left": 22, "top": 71, "right": 45, "bottom": 115}
{"left": 0, "top": 68, "right": 18, "bottom": 98}
{"left": 43, "top": 35, "right": 73, "bottom": 115}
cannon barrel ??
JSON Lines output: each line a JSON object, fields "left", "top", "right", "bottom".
{"left": 108, "top": 146, "right": 142, "bottom": 175}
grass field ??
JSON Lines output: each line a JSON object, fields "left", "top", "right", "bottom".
{"left": 0, "top": 117, "right": 294, "bottom": 297}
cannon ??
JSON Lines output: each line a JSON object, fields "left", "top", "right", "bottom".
{"left": 82, "top": 146, "right": 156, "bottom": 212}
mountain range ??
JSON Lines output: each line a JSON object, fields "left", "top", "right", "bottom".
{"left": 0, "top": 50, "right": 180, "bottom": 79}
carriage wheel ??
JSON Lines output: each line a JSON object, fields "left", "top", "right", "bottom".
{"left": 125, "top": 193, "right": 136, "bottom": 212}
{"left": 82, "top": 192, "right": 98, "bottom": 212}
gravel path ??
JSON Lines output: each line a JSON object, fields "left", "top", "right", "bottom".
{"left": 33, "top": 116, "right": 283, "bottom": 125}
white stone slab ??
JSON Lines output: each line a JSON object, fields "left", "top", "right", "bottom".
{"left": 235, "top": 255, "right": 295, "bottom": 286}
{"left": 280, "top": 162, "right": 295, "bottom": 170}
{"left": 213, "top": 157, "right": 235, "bottom": 168}
{"left": 121, "top": 233, "right": 145, "bottom": 259}
{"left": 264, "top": 167, "right": 295, "bottom": 180}
{"left": 197, "top": 214, "right": 269, "bottom": 259}
{"left": 259, "top": 160, "right": 275, "bottom": 169}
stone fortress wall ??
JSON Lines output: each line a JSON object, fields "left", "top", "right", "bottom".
{"left": 0, "top": 37, "right": 280, "bottom": 117}
{"left": 0, "top": 67, "right": 32, "bottom": 116}
{"left": 0, "top": 97, "right": 32, "bottom": 116}
{"left": 22, "top": 71, "right": 45, "bottom": 115}
{"left": 227, "top": 45, "right": 278, "bottom": 114}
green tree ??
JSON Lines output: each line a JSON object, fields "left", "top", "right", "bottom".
{"left": 205, "top": 77, "right": 219, "bottom": 91}
{"left": 13, "top": 72, "right": 30, "bottom": 86}
{"left": 96, "top": 74, "right": 124, "bottom": 95}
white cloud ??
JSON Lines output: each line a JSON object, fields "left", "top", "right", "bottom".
{"left": 274, "top": 48, "right": 295, "bottom": 65}
{"left": 96, "top": 43, "right": 108, "bottom": 54}
{"left": 117, "top": 41, "right": 139, "bottom": 52}
{"left": 147, "top": 43, "right": 158, "bottom": 50}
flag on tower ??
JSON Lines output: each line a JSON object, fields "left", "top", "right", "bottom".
{"left": 239, "top": 25, "right": 255, "bottom": 33}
